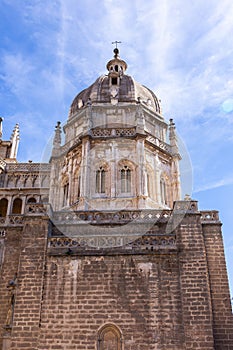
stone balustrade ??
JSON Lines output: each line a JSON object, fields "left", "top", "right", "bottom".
{"left": 200, "top": 210, "right": 220, "bottom": 222}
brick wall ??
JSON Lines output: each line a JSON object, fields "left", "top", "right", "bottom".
{"left": 0, "top": 228, "right": 22, "bottom": 350}
{"left": 203, "top": 222, "right": 233, "bottom": 350}
{"left": 38, "top": 253, "right": 184, "bottom": 350}
{"left": 177, "top": 213, "right": 215, "bottom": 349}
{"left": 9, "top": 218, "right": 48, "bottom": 350}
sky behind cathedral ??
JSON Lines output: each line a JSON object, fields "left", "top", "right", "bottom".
{"left": 0, "top": 0, "right": 233, "bottom": 300}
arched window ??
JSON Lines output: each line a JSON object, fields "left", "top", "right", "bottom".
{"left": 63, "top": 182, "right": 69, "bottom": 207}
{"left": 120, "top": 165, "right": 131, "bottom": 193}
{"left": 12, "top": 198, "right": 22, "bottom": 214}
{"left": 97, "top": 324, "right": 123, "bottom": 350}
{"left": 27, "top": 197, "right": 36, "bottom": 203}
{"left": 160, "top": 178, "right": 167, "bottom": 205}
{"left": 0, "top": 198, "right": 8, "bottom": 217}
{"left": 96, "top": 166, "right": 106, "bottom": 194}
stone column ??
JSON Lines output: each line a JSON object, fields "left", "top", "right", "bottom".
{"left": 136, "top": 136, "right": 146, "bottom": 204}
{"left": 154, "top": 152, "right": 161, "bottom": 205}
{"left": 110, "top": 141, "right": 116, "bottom": 199}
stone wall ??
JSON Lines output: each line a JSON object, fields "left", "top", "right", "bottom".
{"left": 0, "top": 227, "right": 22, "bottom": 350}
{"left": 0, "top": 203, "right": 233, "bottom": 349}
{"left": 38, "top": 254, "right": 184, "bottom": 350}
{"left": 8, "top": 218, "right": 48, "bottom": 350}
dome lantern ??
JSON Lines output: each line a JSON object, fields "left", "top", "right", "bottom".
{"left": 106, "top": 47, "right": 127, "bottom": 77}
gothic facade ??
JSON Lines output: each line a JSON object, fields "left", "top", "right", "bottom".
{"left": 0, "top": 49, "right": 232, "bottom": 350}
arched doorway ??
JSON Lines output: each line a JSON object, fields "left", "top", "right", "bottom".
{"left": 97, "top": 324, "right": 123, "bottom": 350}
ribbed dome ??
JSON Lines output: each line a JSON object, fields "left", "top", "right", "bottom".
{"left": 69, "top": 49, "right": 161, "bottom": 117}
{"left": 70, "top": 74, "right": 161, "bottom": 116}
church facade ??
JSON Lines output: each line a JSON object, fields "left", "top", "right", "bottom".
{"left": 0, "top": 49, "right": 232, "bottom": 350}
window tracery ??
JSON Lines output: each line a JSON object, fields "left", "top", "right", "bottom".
{"left": 120, "top": 165, "right": 131, "bottom": 193}
{"left": 96, "top": 166, "right": 106, "bottom": 194}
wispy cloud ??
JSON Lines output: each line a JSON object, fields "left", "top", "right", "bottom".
{"left": 194, "top": 175, "right": 233, "bottom": 193}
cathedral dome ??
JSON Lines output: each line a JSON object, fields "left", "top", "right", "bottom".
{"left": 69, "top": 48, "right": 161, "bottom": 116}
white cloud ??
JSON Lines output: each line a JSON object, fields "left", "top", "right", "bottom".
{"left": 194, "top": 176, "right": 233, "bottom": 193}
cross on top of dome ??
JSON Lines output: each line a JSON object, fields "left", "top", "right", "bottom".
{"left": 112, "top": 41, "right": 121, "bottom": 58}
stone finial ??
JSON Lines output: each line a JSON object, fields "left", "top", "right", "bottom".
{"left": 184, "top": 194, "right": 191, "bottom": 201}
{"left": 52, "top": 121, "right": 62, "bottom": 157}
{"left": 53, "top": 121, "right": 61, "bottom": 147}
{"left": 9, "top": 124, "right": 20, "bottom": 159}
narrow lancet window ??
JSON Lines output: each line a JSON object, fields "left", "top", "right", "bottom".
{"left": 121, "top": 166, "right": 131, "bottom": 193}
{"left": 160, "top": 178, "right": 167, "bottom": 205}
{"left": 77, "top": 176, "right": 80, "bottom": 199}
{"left": 96, "top": 167, "right": 106, "bottom": 194}
{"left": 63, "top": 183, "right": 69, "bottom": 206}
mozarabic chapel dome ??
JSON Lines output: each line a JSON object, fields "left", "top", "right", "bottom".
{"left": 70, "top": 48, "right": 161, "bottom": 116}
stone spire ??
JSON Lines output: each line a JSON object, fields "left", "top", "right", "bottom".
{"left": 169, "top": 118, "right": 179, "bottom": 155}
{"left": 52, "top": 121, "right": 62, "bottom": 157}
{"left": 9, "top": 123, "right": 20, "bottom": 159}
{"left": 169, "top": 118, "right": 181, "bottom": 201}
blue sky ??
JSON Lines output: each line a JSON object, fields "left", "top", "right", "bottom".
{"left": 0, "top": 0, "right": 233, "bottom": 299}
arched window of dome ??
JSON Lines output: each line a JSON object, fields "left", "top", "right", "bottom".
{"left": 96, "top": 166, "right": 106, "bottom": 194}
{"left": 0, "top": 198, "right": 8, "bottom": 217}
{"left": 120, "top": 165, "right": 131, "bottom": 193}
{"left": 160, "top": 177, "right": 168, "bottom": 205}
{"left": 12, "top": 198, "right": 22, "bottom": 214}
{"left": 97, "top": 323, "right": 123, "bottom": 350}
